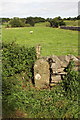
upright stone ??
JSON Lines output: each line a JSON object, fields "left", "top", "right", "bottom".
{"left": 36, "top": 44, "right": 41, "bottom": 59}
{"left": 34, "top": 59, "right": 50, "bottom": 88}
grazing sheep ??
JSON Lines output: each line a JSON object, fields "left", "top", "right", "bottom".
{"left": 29, "top": 31, "right": 33, "bottom": 34}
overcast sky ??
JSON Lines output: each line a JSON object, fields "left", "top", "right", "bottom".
{"left": 0, "top": 0, "right": 80, "bottom": 18}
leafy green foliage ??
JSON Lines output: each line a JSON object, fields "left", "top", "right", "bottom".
{"left": 2, "top": 18, "right": 10, "bottom": 24}
{"left": 26, "top": 17, "right": 35, "bottom": 26}
{"left": 2, "top": 42, "right": 36, "bottom": 117}
{"left": 2, "top": 81, "right": 79, "bottom": 118}
{"left": 2, "top": 42, "right": 36, "bottom": 79}
{"left": 48, "top": 17, "right": 66, "bottom": 28}
{"left": 33, "top": 17, "right": 45, "bottom": 23}
{"left": 2, "top": 75, "right": 27, "bottom": 118}
{"left": 9, "top": 17, "right": 25, "bottom": 27}
{"left": 62, "top": 60, "right": 79, "bottom": 98}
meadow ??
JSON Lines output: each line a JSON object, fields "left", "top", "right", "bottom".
{"left": 2, "top": 23, "right": 78, "bottom": 56}
{"left": 64, "top": 20, "right": 79, "bottom": 26}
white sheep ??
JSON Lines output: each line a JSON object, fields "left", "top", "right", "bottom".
{"left": 29, "top": 31, "right": 33, "bottom": 34}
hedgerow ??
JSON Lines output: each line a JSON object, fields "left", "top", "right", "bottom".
{"left": 62, "top": 60, "right": 79, "bottom": 99}
{"left": 2, "top": 42, "right": 36, "bottom": 117}
{"left": 2, "top": 42, "right": 36, "bottom": 79}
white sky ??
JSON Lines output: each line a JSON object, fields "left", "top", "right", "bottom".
{"left": 0, "top": 0, "right": 80, "bottom": 18}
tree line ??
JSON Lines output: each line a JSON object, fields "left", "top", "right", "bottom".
{"left": 1, "top": 15, "right": 80, "bottom": 28}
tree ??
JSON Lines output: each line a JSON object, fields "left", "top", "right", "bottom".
{"left": 9, "top": 17, "right": 25, "bottom": 27}
{"left": 25, "top": 17, "right": 35, "bottom": 26}
{"left": 50, "top": 18, "right": 59, "bottom": 27}
{"left": 48, "top": 17, "right": 66, "bottom": 28}
{"left": 77, "top": 15, "right": 80, "bottom": 20}
{"left": 59, "top": 20, "right": 66, "bottom": 26}
{"left": 2, "top": 18, "right": 10, "bottom": 24}
{"left": 33, "top": 17, "right": 45, "bottom": 23}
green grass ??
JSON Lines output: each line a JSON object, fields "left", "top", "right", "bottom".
{"left": 2, "top": 26, "right": 78, "bottom": 56}
{"left": 64, "top": 20, "right": 79, "bottom": 26}
{"left": 3, "top": 77, "right": 79, "bottom": 118}
{"left": 35, "top": 21, "right": 50, "bottom": 27}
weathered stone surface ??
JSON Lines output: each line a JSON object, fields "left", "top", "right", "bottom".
{"left": 67, "top": 54, "right": 78, "bottom": 61}
{"left": 51, "top": 63, "right": 58, "bottom": 74}
{"left": 36, "top": 45, "right": 41, "bottom": 59}
{"left": 33, "top": 55, "right": 79, "bottom": 88}
{"left": 58, "top": 55, "right": 79, "bottom": 67}
{"left": 46, "top": 55, "right": 64, "bottom": 74}
{"left": 77, "top": 56, "right": 80, "bottom": 60}
{"left": 58, "top": 55, "right": 70, "bottom": 67}
{"left": 57, "top": 68, "right": 65, "bottom": 73}
{"left": 51, "top": 75, "right": 61, "bottom": 83}
{"left": 51, "top": 55, "right": 62, "bottom": 69}
{"left": 34, "top": 59, "right": 50, "bottom": 88}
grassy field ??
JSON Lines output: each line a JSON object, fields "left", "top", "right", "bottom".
{"left": 64, "top": 20, "right": 79, "bottom": 26}
{"left": 2, "top": 25, "right": 78, "bottom": 56}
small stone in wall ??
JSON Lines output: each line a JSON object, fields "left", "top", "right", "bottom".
{"left": 51, "top": 75, "right": 61, "bottom": 83}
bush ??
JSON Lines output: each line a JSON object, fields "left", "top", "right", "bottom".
{"left": 48, "top": 17, "right": 66, "bottom": 28}
{"left": 2, "top": 42, "right": 36, "bottom": 80}
{"left": 9, "top": 17, "right": 25, "bottom": 27}
{"left": 2, "top": 75, "right": 28, "bottom": 118}
{"left": 62, "top": 60, "right": 79, "bottom": 98}
{"left": 26, "top": 17, "right": 35, "bottom": 27}
{"left": 2, "top": 42, "right": 36, "bottom": 117}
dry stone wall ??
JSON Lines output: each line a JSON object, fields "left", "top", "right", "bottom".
{"left": 34, "top": 54, "right": 80, "bottom": 89}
